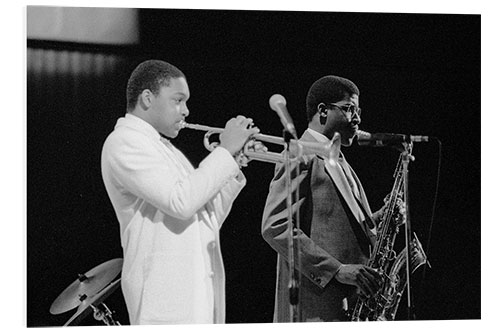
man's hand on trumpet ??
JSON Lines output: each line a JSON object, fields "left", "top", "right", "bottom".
{"left": 219, "top": 115, "right": 262, "bottom": 159}
{"left": 234, "top": 140, "right": 268, "bottom": 168}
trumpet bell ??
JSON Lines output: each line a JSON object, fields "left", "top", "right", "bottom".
{"left": 296, "top": 132, "right": 340, "bottom": 165}
{"left": 243, "top": 132, "right": 340, "bottom": 165}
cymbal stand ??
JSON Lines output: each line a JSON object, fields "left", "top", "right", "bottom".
{"left": 90, "top": 302, "right": 120, "bottom": 326}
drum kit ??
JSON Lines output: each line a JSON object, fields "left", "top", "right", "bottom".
{"left": 49, "top": 258, "right": 123, "bottom": 326}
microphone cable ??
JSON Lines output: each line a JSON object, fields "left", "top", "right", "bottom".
{"left": 421, "top": 137, "right": 442, "bottom": 281}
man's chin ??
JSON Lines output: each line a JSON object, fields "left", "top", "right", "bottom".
{"left": 162, "top": 130, "right": 179, "bottom": 139}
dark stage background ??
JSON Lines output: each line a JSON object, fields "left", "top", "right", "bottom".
{"left": 27, "top": 9, "right": 480, "bottom": 326}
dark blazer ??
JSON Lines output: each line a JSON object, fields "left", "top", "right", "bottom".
{"left": 261, "top": 130, "right": 376, "bottom": 322}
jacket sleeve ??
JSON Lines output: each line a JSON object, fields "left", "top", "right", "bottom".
{"left": 261, "top": 156, "right": 343, "bottom": 289}
{"left": 102, "top": 130, "right": 241, "bottom": 221}
{"left": 207, "top": 171, "right": 246, "bottom": 227}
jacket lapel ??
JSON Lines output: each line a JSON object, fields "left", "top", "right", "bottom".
{"left": 324, "top": 160, "right": 366, "bottom": 224}
{"left": 299, "top": 132, "right": 365, "bottom": 224}
{"left": 349, "top": 165, "right": 373, "bottom": 217}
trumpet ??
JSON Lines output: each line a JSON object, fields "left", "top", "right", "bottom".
{"left": 180, "top": 121, "right": 339, "bottom": 164}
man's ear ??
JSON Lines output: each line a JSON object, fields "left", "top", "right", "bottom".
{"left": 139, "top": 89, "right": 153, "bottom": 110}
{"left": 317, "top": 103, "right": 327, "bottom": 115}
{"left": 317, "top": 103, "right": 328, "bottom": 125}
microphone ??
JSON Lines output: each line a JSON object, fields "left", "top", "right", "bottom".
{"left": 269, "top": 94, "right": 297, "bottom": 138}
{"left": 356, "top": 130, "right": 429, "bottom": 147}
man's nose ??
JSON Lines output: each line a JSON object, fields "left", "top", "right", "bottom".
{"left": 182, "top": 104, "right": 190, "bottom": 117}
{"left": 351, "top": 112, "right": 361, "bottom": 125}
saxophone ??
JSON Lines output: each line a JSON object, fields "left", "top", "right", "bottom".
{"left": 351, "top": 144, "right": 429, "bottom": 321}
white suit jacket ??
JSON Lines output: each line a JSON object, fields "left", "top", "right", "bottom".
{"left": 101, "top": 114, "right": 245, "bottom": 324}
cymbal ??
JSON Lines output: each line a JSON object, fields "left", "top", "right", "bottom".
{"left": 50, "top": 258, "right": 123, "bottom": 315}
{"left": 64, "top": 278, "right": 121, "bottom": 326}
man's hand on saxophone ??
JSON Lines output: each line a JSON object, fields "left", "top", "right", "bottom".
{"left": 334, "top": 264, "right": 383, "bottom": 298}
{"left": 372, "top": 193, "right": 406, "bottom": 227}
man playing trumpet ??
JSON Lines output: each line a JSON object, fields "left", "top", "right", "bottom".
{"left": 101, "top": 59, "right": 261, "bottom": 325}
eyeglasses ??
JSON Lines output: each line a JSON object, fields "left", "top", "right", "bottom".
{"left": 328, "top": 103, "right": 362, "bottom": 117}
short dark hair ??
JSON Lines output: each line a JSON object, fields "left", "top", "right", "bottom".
{"left": 126, "top": 60, "right": 186, "bottom": 111}
{"left": 305, "top": 75, "right": 360, "bottom": 121}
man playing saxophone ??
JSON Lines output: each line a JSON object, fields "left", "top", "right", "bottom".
{"left": 261, "top": 75, "right": 389, "bottom": 322}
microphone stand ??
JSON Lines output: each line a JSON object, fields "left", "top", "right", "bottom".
{"left": 283, "top": 129, "right": 301, "bottom": 322}
{"left": 400, "top": 142, "right": 415, "bottom": 320}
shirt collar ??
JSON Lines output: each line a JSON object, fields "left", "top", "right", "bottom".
{"left": 305, "top": 127, "right": 343, "bottom": 160}
{"left": 116, "top": 113, "right": 162, "bottom": 141}
{"left": 305, "top": 128, "right": 330, "bottom": 143}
